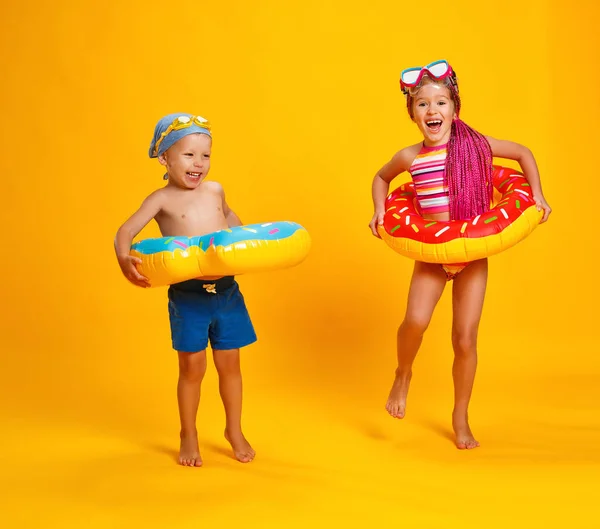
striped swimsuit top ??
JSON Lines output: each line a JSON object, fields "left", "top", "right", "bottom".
{"left": 408, "top": 143, "right": 450, "bottom": 216}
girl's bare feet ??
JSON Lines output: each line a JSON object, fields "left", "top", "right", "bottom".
{"left": 385, "top": 371, "right": 412, "bottom": 419}
{"left": 452, "top": 411, "right": 480, "bottom": 449}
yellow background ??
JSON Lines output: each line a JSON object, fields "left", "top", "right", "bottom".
{"left": 1, "top": 0, "right": 598, "bottom": 527}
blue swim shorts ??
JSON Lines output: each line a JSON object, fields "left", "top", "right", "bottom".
{"left": 167, "top": 276, "right": 257, "bottom": 353}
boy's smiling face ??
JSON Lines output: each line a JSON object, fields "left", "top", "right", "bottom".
{"left": 159, "top": 133, "right": 212, "bottom": 189}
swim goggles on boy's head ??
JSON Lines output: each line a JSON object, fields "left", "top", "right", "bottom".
{"left": 399, "top": 60, "right": 455, "bottom": 94}
{"left": 151, "top": 115, "right": 212, "bottom": 157}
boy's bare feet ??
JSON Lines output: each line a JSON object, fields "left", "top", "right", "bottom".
{"left": 385, "top": 371, "right": 412, "bottom": 419}
{"left": 452, "top": 411, "right": 480, "bottom": 449}
{"left": 225, "top": 429, "right": 255, "bottom": 463}
{"left": 179, "top": 431, "right": 203, "bottom": 466}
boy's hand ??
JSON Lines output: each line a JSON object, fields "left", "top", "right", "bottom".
{"left": 118, "top": 255, "right": 150, "bottom": 288}
{"left": 369, "top": 211, "right": 385, "bottom": 238}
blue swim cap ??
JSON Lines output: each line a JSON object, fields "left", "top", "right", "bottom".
{"left": 149, "top": 113, "right": 212, "bottom": 158}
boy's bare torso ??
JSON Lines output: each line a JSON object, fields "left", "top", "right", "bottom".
{"left": 154, "top": 181, "right": 230, "bottom": 280}
{"left": 155, "top": 181, "right": 229, "bottom": 238}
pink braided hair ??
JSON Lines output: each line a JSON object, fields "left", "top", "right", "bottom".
{"left": 406, "top": 74, "right": 493, "bottom": 220}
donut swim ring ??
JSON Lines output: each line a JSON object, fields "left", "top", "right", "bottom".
{"left": 130, "top": 221, "right": 311, "bottom": 287}
{"left": 378, "top": 166, "right": 543, "bottom": 263}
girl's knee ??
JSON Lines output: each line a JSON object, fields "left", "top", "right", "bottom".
{"left": 401, "top": 316, "right": 430, "bottom": 337}
{"left": 452, "top": 331, "right": 478, "bottom": 357}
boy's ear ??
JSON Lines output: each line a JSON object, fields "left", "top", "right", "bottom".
{"left": 158, "top": 153, "right": 168, "bottom": 167}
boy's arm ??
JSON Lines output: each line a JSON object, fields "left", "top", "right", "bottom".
{"left": 219, "top": 186, "right": 242, "bottom": 227}
{"left": 114, "top": 191, "right": 164, "bottom": 287}
{"left": 486, "top": 136, "right": 552, "bottom": 223}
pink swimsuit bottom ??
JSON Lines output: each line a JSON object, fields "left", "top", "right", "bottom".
{"left": 441, "top": 262, "right": 468, "bottom": 281}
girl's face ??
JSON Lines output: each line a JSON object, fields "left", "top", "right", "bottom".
{"left": 411, "top": 81, "right": 456, "bottom": 146}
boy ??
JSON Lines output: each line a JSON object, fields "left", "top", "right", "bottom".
{"left": 115, "top": 113, "right": 257, "bottom": 466}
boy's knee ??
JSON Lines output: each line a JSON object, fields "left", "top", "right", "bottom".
{"left": 214, "top": 351, "right": 240, "bottom": 375}
{"left": 179, "top": 353, "right": 207, "bottom": 382}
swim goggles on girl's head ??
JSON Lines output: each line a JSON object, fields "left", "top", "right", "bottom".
{"left": 399, "top": 60, "right": 455, "bottom": 94}
{"left": 153, "top": 115, "right": 211, "bottom": 156}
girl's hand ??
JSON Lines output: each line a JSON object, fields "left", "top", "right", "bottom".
{"left": 369, "top": 211, "right": 385, "bottom": 238}
{"left": 533, "top": 194, "right": 552, "bottom": 223}
{"left": 118, "top": 255, "right": 150, "bottom": 288}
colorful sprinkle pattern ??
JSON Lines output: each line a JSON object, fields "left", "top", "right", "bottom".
{"left": 131, "top": 221, "right": 302, "bottom": 255}
{"left": 382, "top": 166, "right": 537, "bottom": 245}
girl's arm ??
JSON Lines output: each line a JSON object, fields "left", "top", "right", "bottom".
{"left": 486, "top": 136, "right": 552, "bottom": 223}
{"left": 369, "top": 144, "right": 420, "bottom": 237}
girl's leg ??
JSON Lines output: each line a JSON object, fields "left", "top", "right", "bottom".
{"left": 386, "top": 261, "right": 447, "bottom": 418}
{"left": 177, "top": 350, "right": 208, "bottom": 466}
{"left": 213, "top": 348, "right": 255, "bottom": 463}
{"left": 451, "top": 258, "right": 488, "bottom": 449}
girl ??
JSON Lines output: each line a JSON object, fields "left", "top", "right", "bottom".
{"left": 368, "top": 60, "right": 551, "bottom": 449}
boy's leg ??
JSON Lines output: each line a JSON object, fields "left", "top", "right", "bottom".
{"left": 213, "top": 348, "right": 255, "bottom": 463}
{"left": 177, "top": 350, "right": 207, "bottom": 466}
{"left": 386, "top": 261, "right": 447, "bottom": 418}
{"left": 451, "top": 258, "right": 488, "bottom": 449}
